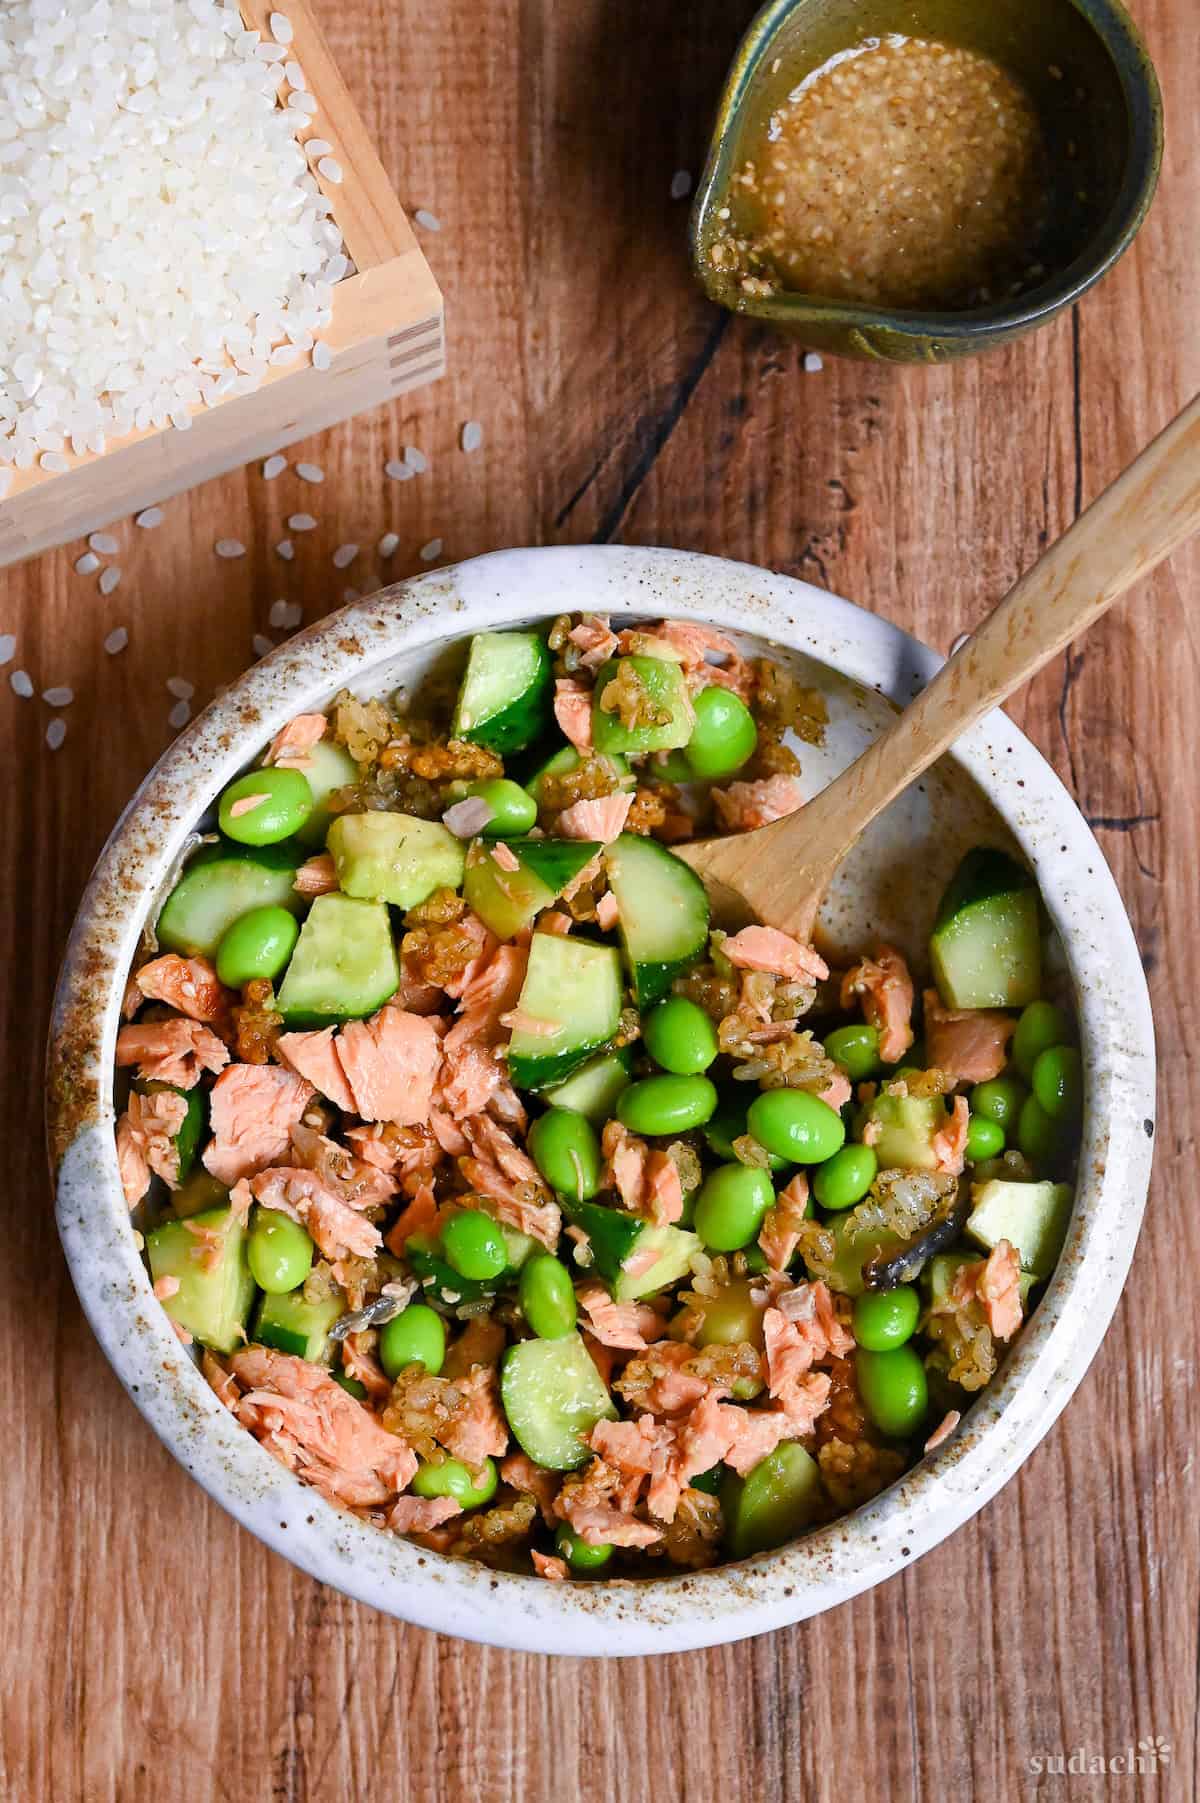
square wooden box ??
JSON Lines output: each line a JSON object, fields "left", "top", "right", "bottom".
{"left": 0, "top": 0, "right": 444, "bottom": 571}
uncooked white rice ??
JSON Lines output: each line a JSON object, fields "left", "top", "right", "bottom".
{"left": 284, "top": 61, "right": 307, "bottom": 90}
{"left": 42, "top": 686, "right": 74, "bottom": 707}
{"left": 306, "top": 139, "right": 333, "bottom": 158}
{"left": 377, "top": 532, "right": 400, "bottom": 558}
{"left": 419, "top": 538, "right": 443, "bottom": 562}
{"left": 384, "top": 459, "right": 414, "bottom": 482}
{"left": 41, "top": 452, "right": 70, "bottom": 474}
{"left": 75, "top": 553, "right": 101, "bottom": 576}
{"left": 89, "top": 533, "right": 120, "bottom": 556}
{"left": 46, "top": 719, "right": 67, "bottom": 751}
{"left": 332, "top": 543, "right": 359, "bottom": 569}
{"left": 263, "top": 455, "right": 289, "bottom": 480}
{"left": 804, "top": 352, "right": 824, "bottom": 372}
{"left": 0, "top": 634, "right": 15, "bottom": 665}
{"left": 252, "top": 634, "right": 275, "bottom": 659}
{"left": 670, "top": 170, "right": 693, "bottom": 199}
{"left": 270, "top": 12, "right": 294, "bottom": 44}
{"left": 99, "top": 567, "right": 122, "bottom": 596}
{"left": 403, "top": 446, "right": 428, "bottom": 473}
{"left": 287, "top": 90, "right": 318, "bottom": 116}
{"left": 460, "top": 421, "right": 484, "bottom": 453}
{"left": 296, "top": 463, "right": 325, "bottom": 483}
{"left": 268, "top": 599, "right": 290, "bottom": 628}
{"left": 135, "top": 507, "right": 165, "bottom": 529}
{"left": 215, "top": 539, "right": 246, "bottom": 559}
{"left": 312, "top": 342, "right": 332, "bottom": 371}
{"left": 317, "top": 157, "right": 344, "bottom": 186}
{"left": 10, "top": 670, "right": 33, "bottom": 698}
{"left": 276, "top": 539, "right": 295, "bottom": 560}
{"left": 413, "top": 209, "right": 441, "bottom": 232}
{"left": 166, "top": 677, "right": 195, "bottom": 700}
{"left": 288, "top": 514, "right": 318, "bottom": 531}
{"left": 104, "top": 627, "right": 129, "bottom": 656}
{"left": 168, "top": 699, "right": 191, "bottom": 730}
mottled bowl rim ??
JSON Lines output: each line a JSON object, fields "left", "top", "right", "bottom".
{"left": 690, "top": 0, "right": 1163, "bottom": 345}
{"left": 48, "top": 545, "right": 1155, "bottom": 1656}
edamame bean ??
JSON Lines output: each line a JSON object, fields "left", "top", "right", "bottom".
{"left": 693, "top": 1164, "right": 774, "bottom": 1251}
{"left": 379, "top": 1303, "right": 446, "bottom": 1378}
{"left": 1016, "top": 1094, "right": 1064, "bottom": 1165}
{"left": 812, "top": 1143, "right": 877, "bottom": 1211}
{"left": 1032, "top": 1044, "right": 1082, "bottom": 1120}
{"left": 441, "top": 1209, "right": 508, "bottom": 1281}
{"left": 617, "top": 1073, "right": 718, "bottom": 1136}
{"left": 412, "top": 1456, "right": 498, "bottom": 1508}
{"left": 519, "top": 1254, "right": 578, "bottom": 1339}
{"left": 218, "top": 766, "right": 313, "bottom": 845}
{"left": 823, "top": 1023, "right": 882, "bottom": 1082}
{"left": 555, "top": 1523, "right": 613, "bottom": 1570}
{"left": 1012, "top": 1000, "right": 1073, "bottom": 1078}
{"left": 649, "top": 749, "right": 694, "bottom": 783}
{"left": 466, "top": 777, "right": 538, "bottom": 838}
{"left": 528, "top": 1107, "right": 602, "bottom": 1200}
{"left": 747, "top": 1089, "right": 845, "bottom": 1165}
{"left": 969, "top": 1076, "right": 1027, "bottom": 1129}
{"left": 965, "top": 1114, "right": 1005, "bottom": 1162}
{"left": 643, "top": 995, "right": 719, "bottom": 1075}
{"left": 684, "top": 686, "right": 758, "bottom": 780}
{"left": 857, "top": 1345, "right": 928, "bottom": 1436}
{"left": 215, "top": 903, "right": 300, "bottom": 987}
{"left": 852, "top": 1285, "right": 920, "bottom": 1351}
{"left": 247, "top": 1207, "right": 314, "bottom": 1293}
{"left": 704, "top": 1095, "right": 787, "bottom": 1170}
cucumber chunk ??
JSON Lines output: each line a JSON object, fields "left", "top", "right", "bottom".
{"left": 500, "top": 1331, "right": 617, "bottom": 1470}
{"left": 930, "top": 848, "right": 1042, "bottom": 1010}
{"left": 564, "top": 1200, "right": 702, "bottom": 1301}
{"left": 275, "top": 893, "right": 399, "bottom": 1025}
{"left": 591, "top": 656, "right": 693, "bottom": 756}
{"left": 858, "top": 1090, "right": 949, "bottom": 1173}
{"left": 543, "top": 1049, "right": 634, "bottom": 1123}
{"left": 254, "top": 1285, "right": 345, "bottom": 1362}
{"left": 965, "top": 1177, "right": 1072, "bottom": 1279}
{"left": 603, "top": 833, "right": 710, "bottom": 1006}
{"left": 327, "top": 811, "right": 465, "bottom": 910}
{"left": 525, "top": 745, "right": 632, "bottom": 809}
{"left": 145, "top": 1205, "right": 255, "bottom": 1354}
{"left": 295, "top": 738, "right": 359, "bottom": 847}
{"left": 506, "top": 933, "right": 623, "bottom": 1090}
{"left": 925, "top": 1250, "right": 1037, "bottom": 1311}
{"left": 721, "top": 1442, "right": 823, "bottom": 1559}
{"left": 157, "top": 854, "right": 303, "bottom": 957}
{"left": 451, "top": 630, "right": 553, "bottom": 755}
{"left": 462, "top": 837, "right": 600, "bottom": 941}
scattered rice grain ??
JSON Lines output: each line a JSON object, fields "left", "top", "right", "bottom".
{"left": 377, "top": 532, "right": 400, "bottom": 558}
{"left": 45, "top": 719, "right": 66, "bottom": 751}
{"left": 41, "top": 452, "right": 70, "bottom": 474}
{"left": 215, "top": 538, "right": 246, "bottom": 559}
{"left": 168, "top": 699, "right": 191, "bottom": 730}
{"left": 276, "top": 539, "right": 295, "bottom": 560}
{"left": 460, "top": 421, "right": 484, "bottom": 453}
{"left": 270, "top": 11, "right": 293, "bottom": 42}
{"left": 263, "top": 455, "right": 288, "bottom": 480}
{"left": 99, "top": 567, "right": 122, "bottom": 596}
{"left": 384, "top": 459, "right": 414, "bottom": 482}
{"left": 332, "top": 543, "right": 359, "bottom": 569}
{"left": 89, "top": 533, "right": 119, "bottom": 556}
{"left": 312, "top": 342, "right": 332, "bottom": 371}
{"left": 284, "top": 60, "right": 306, "bottom": 89}
{"left": 42, "top": 686, "right": 74, "bottom": 707}
{"left": 166, "top": 677, "right": 195, "bottom": 701}
{"left": 317, "top": 158, "right": 344, "bottom": 185}
{"left": 306, "top": 139, "right": 333, "bottom": 158}
{"left": 419, "top": 538, "right": 443, "bottom": 563}
{"left": 75, "top": 553, "right": 100, "bottom": 576}
{"left": 0, "top": 635, "right": 14, "bottom": 666}
{"left": 135, "top": 507, "right": 165, "bottom": 528}
{"left": 670, "top": 169, "right": 693, "bottom": 199}
{"left": 296, "top": 462, "right": 325, "bottom": 483}
{"left": 403, "top": 446, "right": 428, "bottom": 473}
{"left": 287, "top": 90, "right": 318, "bottom": 115}
{"left": 252, "top": 634, "right": 275, "bottom": 659}
{"left": 413, "top": 209, "right": 441, "bottom": 232}
{"left": 104, "top": 627, "right": 129, "bottom": 656}
{"left": 804, "top": 351, "right": 824, "bottom": 372}
{"left": 288, "top": 514, "right": 318, "bottom": 532}
{"left": 10, "top": 670, "right": 33, "bottom": 698}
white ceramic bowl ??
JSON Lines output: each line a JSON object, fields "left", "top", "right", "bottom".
{"left": 48, "top": 545, "right": 1155, "bottom": 1656}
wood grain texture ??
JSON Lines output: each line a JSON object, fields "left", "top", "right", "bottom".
{"left": 1, "top": 2, "right": 1195, "bottom": 1799}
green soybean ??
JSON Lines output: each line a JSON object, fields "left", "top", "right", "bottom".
{"left": 969, "top": 1076, "right": 1027, "bottom": 1129}
{"left": 857, "top": 1345, "right": 928, "bottom": 1436}
{"left": 812, "top": 1143, "right": 877, "bottom": 1211}
{"left": 852, "top": 1286, "right": 920, "bottom": 1352}
{"left": 1016, "top": 1094, "right": 1065, "bottom": 1165}
{"left": 247, "top": 1208, "right": 314, "bottom": 1294}
{"left": 218, "top": 766, "right": 313, "bottom": 845}
{"left": 747, "top": 1089, "right": 845, "bottom": 1165}
{"left": 441, "top": 1209, "right": 508, "bottom": 1281}
{"left": 528, "top": 1107, "right": 602, "bottom": 1201}
{"left": 1032, "top": 1044, "right": 1082, "bottom": 1120}
{"left": 704, "top": 1095, "right": 787, "bottom": 1170}
{"left": 643, "top": 995, "right": 719, "bottom": 1075}
{"left": 519, "top": 1255, "right": 578, "bottom": 1340}
{"left": 824, "top": 1023, "right": 882, "bottom": 1082}
{"left": 965, "top": 1114, "right": 1005, "bottom": 1162}
{"left": 555, "top": 1523, "right": 613, "bottom": 1570}
{"left": 684, "top": 686, "right": 758, "bottom": 780}
{"left": 466, "top": 777, "right": 538, "bottom": 837}
{"left": 215, "top": 903, "right": 300, "bottom": 987}
{"left": 412, "top": 1456, "right": 498, "bottom": 1508}
{"left": 1012, "top": 1000, "right": 1073, "bottom": 1078}
{"left": 379, "top": 1303, "right": 446, "bottom": 1378}
{"left": 693, "top": 1163, "right": 774, "bottom": 1251}
{"left": 617, "top": 1073, "right": 718, "bottom": 1136}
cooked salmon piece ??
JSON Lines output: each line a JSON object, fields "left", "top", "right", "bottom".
{"left": 712, "top": 774, "right": 804, "bottom": 831}
{"left": 530, "top": 1549, "right": 569, "bottom": 1580}
{"left": 288, "top": 1121, "right": 397, "bottom": 1209}
{"left": 439, "top": 1365, "right": 509, "bottom": 1467}
{"left": 923, "top": 1408, "right": 961, "bottom": 1453}
{"left": 459, "top": 1114, "right": 562, "bottom": 1249}
{"left": 293, "top": 853, "right": 339, "bottom": 897}
{"left": 556, "top": 791, "right": 633, "bottom": 843}
{"left": 775, "top": 1278, "right": 854, "bottom": 1354}
{"left": 757, "top": 1174, "right": 809, "bottom": 1276}
{"left": 344, "top": 1121, "right": 441, "bottom": 1183}
{"left": 115, "top": 1019, "right": 229, "bottom": 1089}
{"left": 594, "top": 890, "right": 619, "bottom": 931}
{"left": 931, "top": 1095, "right": 970, "bottom": 1176}
{"left": 277, "top": 1025, "right": 357, "bottom": 1112}
{"left": 650, "top": 620, "right": 754, "bottom": 701}
{"left": 923, "top": 988, "right": 1016, "bottom": 1087}
{"left": 576, "top": 1283, "right": 662, "bottom": 1351}
{"left": 229, "top": 1346, "right": 417, "bottom": 1507}
{"left": 116, "top": 1088, "right": 189, "bottom": 1206}
{"left": 242, "top": 1169, "right": 383, "bottom": 1261}
{"left": 439, "top": 912, "right": 498, "bottom": 1002}
{"left": 722, "top": 925, "right": 830, "bottom": 984}
{"left": 202, "top": 1349, "right": 241, "bottom": 1412}
{"left": 553, "top": 1458, "right": 662, "bottom": 1549}
{"left": 645, "top": 1151, "right": 684, "bottom": 1227}
{"left": 136, "top": 953, "right": 232, "bottom": 1027}
{"left": 763, "top": 1283, "right": 853, "bottom": 1403}
{"left": 718, "top": 1400, "right": 805, "bottom": 1477}
{"left": 840, "top": 944, "right": 915, "bottom": 1065}
{"left": 567, "top": 614, "right": 619, "bottom": 669}
{"left": 589, "top": 1416, "right": 679, "bottom": 1520}
{"left": 265, "top": 712, "right": 327, "bottom": 768}
{"left": 967, "top": 1239, "right": 1023, "bottom": 1341}
{"left": 387, "top": 1494, "right": 463, "bottom": 1534}
{"left": 201, "top": 1065, "right": 315, "bottom": 1186}
{"left": 553, "top": 678, "right": 593, "bottom": 753}
{"left": 535, "top": 909, "right": 572, "bottom": 937}
{"left": 121, "top": 973, "right": 143, "bottom": 1021}
{"left": 443, "top": 795, "right": 495, "bottom": 839}
{"left": 384, "top": 1180, "right": 439, "bottom": 1254}
{"left": 438, "top": 942, "right": 527, "bottom": 1120}
{"left": 819, "top": 1069, "right": 853, "bottom": 1111}
{"left": 341, "top": 1330, "right": 392, "bottom": 1400}
{"left": 500, "top": 1451, "right": 561, "bottom": 1524}
{"left": 336, "top": 1006, "right": 442, "bottom": 1125}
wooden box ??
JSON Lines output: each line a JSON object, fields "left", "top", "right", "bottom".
{"left": 0, "top": 0, "right": 444, "bottom": 571}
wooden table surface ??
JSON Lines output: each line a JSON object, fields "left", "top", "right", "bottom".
{"left": 3, "top": 2, "right": 1196, "bottom": 1797}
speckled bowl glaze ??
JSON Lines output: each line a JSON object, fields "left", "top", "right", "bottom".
{"left": 48, "top": 545, "right": 1154, "bottom": 1655}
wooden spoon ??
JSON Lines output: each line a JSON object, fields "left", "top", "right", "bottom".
{"left": 676, "top": 393, "right": 1200, "bottom": 940}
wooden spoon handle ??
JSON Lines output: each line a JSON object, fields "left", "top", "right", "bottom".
{"left": 767, "top": 390, "right": 1200, "bottom": 891}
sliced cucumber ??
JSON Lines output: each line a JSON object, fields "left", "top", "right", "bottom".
{"left": 145, "top": 1205, "right": 255, "bottom": 1354}
{"left": 721, "top": 1443, "right": 823, "bottom": 1559}
{"left": 525, "top": 745, "right": 633, "bottom": 809}
{"left": 965, "top": 1177, "right": 1072, "bottom": 1279}
{"left": 591, "top": 655, "right": 693, "bottom": 756}
{"left": 543, "top": 1048, "right": 634, "bottom": 1124}
{"left": 327, "top": 811, "right": 465, "bottom": 910}
{"left": 462, "top": 837, "right": 600, "bottom": 941}
{"left": 858, "top": 1090, "right": 949, "bottom": 1173}
{"left": 930, "top": 848, "right": 1042, "bottom": 1010}
{"left": 506, "top": 933, "right": 623, "bottom": 1090}
{"left": 451, "top": 630, "right": 553, "bottom": 755}
{"left": 564, "top": 1200, "right": 702, "bottom": 1301}
{"left": 157, "top": 853, "right": 303, "bottom": 958}
{"left": 500, "top": 1331, "right": 617, "bottom": 1470}
{"left": 254, "top": 1285, "right": 345, "bottom": 1362}
{"left": 275, "top": 893, "right": 399, "bottom": 1026}
{"left": 604, "top": 833, "right": 710, "bottom": 1006}
{"left": 294, "top": 738, "right": 359, "bottom": 847}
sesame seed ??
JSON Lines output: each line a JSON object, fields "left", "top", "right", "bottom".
{"left": 377, "top": 532, "right": 400, "bottom": 558}
{"left": 263, "top": 454, "right": 288, "bottom": 480}
{"left": 99, "top": 567, "right": 121, "bottom": 596}
{"left": 288, "top": 514, "right": 318, "bottom": 532}
{"left": 45, "top": 718, "right": 66, "bottom": 750}
{"left": 275, "top": 539, "right": 295, "bottom": 560}
{"left": 413, "top": 208, "right": 441, "bottom": 232}
{"left": 215, "top": 538, "right": 246, "bottom": 558}
{"left": 168, "top": 699, "right": 191, "bottom": 730}
{"left": 89, "top": 531, "right": 119, "bottom": 555}
{"left": 403, "top": 446, "right": 428, "bottom": 473}
{"left": 10, "top": 670, "right": 33, "bottom": 698}
{"left": 460, "top": 420, "right": 484, "bottom": 454}
{"left": 104, "top": 627, "right": 129, "bottom": 656}
{"left": 295, "top": 462, "right": 325, "bottom": 483}
{"left": 42, "top": 685, "right": 74, "bottom": 706}
{"left": 670, "top": 169, "right": 692, "bottom": 199}
{"left": 135, "top": 506, "right": 164, "bottom": 528}
{"left": 74, "top": 552, "right": 100, "bottom": 575}
{"left": 332, "top": 543, "right": 359, "bottom": 569}
{"left": 419, "top": 538, "right": 443, "bottom": 563}
{"left": 166, "top": 677, "right": 195, "bottom": 700}
{"left": 384, "top": 459, "right": 414, "bottom": 482}
{"left": 0, "top": 634, "right": 14, "bottom": 665}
